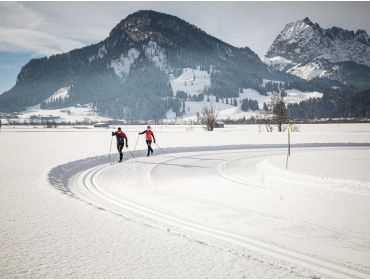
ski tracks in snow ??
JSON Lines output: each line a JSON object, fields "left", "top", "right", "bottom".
{"left": 48, "top": 144, "right": 370, "bottom": 278}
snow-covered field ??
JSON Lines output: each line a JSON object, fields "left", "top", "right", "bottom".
{"left": 9, "top": 104, "right": 111, "bottom": 124}
{"left": 1, "top": 124, "right": 370, "bottom": 278}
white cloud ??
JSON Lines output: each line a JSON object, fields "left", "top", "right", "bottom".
{"left": 0, "top": 2, "right": 84, "bottom": 57}
{"left": 0, "top": 27, "right": 84, "bottom": 57}
{"left": 0, "top": 2, "right": 42, "bottom": 29}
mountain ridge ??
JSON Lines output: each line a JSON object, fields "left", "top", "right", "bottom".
{"left": 0, "top": 11, "right": 363, "bottom": 120}
{"left": 265, "top": 17, "right": 370, "bottom": 89}
{"left": 0, "top": 10, "right": 298, "bottom": 119}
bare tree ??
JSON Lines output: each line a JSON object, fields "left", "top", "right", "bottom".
{"left": 196, "top": 112, "right": 200, "bottom": 124}
{"left": 261, "top": 87, "right": 287, "bottom": 132}
{"left": 201, "top": 106, "right": 218, "bottom": 131}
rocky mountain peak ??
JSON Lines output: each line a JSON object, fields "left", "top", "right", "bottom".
{"left": 302, "top": 17, "right": 314, "bottom": 26}
{"left": 109, "top": 10, "right": 199, "bottom": 41}
{"left": 266, "top": 17, "right": 370, "bottom": 67}
{"left": 264, "top": 18, "right": 370, "bottom": 89}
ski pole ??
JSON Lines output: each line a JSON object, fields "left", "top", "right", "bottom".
{"left": 133, "top": 134, "right": 139, "bottom": 156}
{"left": 127, "top": 147, "right": 136, "bottom": 159}
{"left": 154, "top": 142, "right": 165, "bottom": 154}
{"left": 108, "top": 136, "right": 113, "bottom": 159}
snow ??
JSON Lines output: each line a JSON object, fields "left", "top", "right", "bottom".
{"left": 266, "top": 18, "right": 370, "bottom": 78}
{"left": 168, "top": 81, "right": 322, "bottom": 122}
{"left": 170, "top": 67, "right": 211, "bottom": 96}
{"left": 287, "top": 62, "right": 328, "bottom": 80}
{"left": 184, "top": 97, "right": 232, "bottom": 115}
{"left": 238, "top": 88, "right": 322, "bottom": 108}
{"left": 110, "top": 48, "right": 140, "bottom": 80}
{"left": 168, "top": 88, "right": 323, "bottom": 122}
{"left": 144, "top": 41, "right": 167, "bottom": 71}
{"left": 266, "top": 57, "right": 331, "bottom": 80}
{"left": 97, "top": 44, "right": 107, "bottom": 59}
{"left": 1, "top": 124, "right": 370, "bottom": 278}
{"left": 216, "top": 106, "right": 260, "bottom": 121}
{"left": 239, "top": 88, "right": 271, "bottom": 109}
{"left": 88, "top": 55, "right": 95, "bottom": 63}
{"left": 165, "top": 109, "right": 176, "bottom": 119}
{"left": 284, "top": 89, "right": 323, "bottom": 104}
{"left": 263, "top": 56, "right": 292, "bottom": 70}
{"left": 281, "top": 20, "right": 315, "bottom": 44}
{"left": 44, "top": 86, "right": 70, "bottom": 103}
{"left": 17, "top": 104, "right": 110, "bottom": 123}
{"left": 262, "top": 78, "right": 285, "bottom": 86}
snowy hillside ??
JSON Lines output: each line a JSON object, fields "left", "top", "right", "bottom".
{"left": 284, "top": 89, "right": 323, "bottom": 104}
{"left": 110, "top": 48, "right": 140, "bottom": 81}
{"left": 263, "top": 56, "right": 292, "bottom": 71}
{"left": 170, "top": 67, "right": 211, "bottom": 96}
{"left": 166, "top": 88, "right": 323, "bottom": 122}
{"left": 44, "top": 86, "right": 70, "bottom": 103}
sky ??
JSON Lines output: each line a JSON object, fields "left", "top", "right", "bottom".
{"left": 1, "top": 1, "right": 370, "bottom": 94}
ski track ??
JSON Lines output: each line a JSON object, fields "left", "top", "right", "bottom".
{"left": 48, "top": 143, "right": 370, "bottom": 279}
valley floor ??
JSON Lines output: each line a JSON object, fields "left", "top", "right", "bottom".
{"left": 1, "top": 124, "right": 370, "bottom": 278}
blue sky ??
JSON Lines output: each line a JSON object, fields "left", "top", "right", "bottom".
{"left": 1, "top": 1, "right": 370, "bottom": 94}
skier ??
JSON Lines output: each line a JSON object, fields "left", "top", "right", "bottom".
{"left": 139, "top": 126, "right": 156, "bottom": 157}
{"left": 111, "top": 127, "right": 128, "bottom": 162}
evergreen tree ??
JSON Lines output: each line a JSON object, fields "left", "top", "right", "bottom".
{"left": 182, "top": 100, "right": 186, "bottom": 115}
{"left": 241, "top": 98, "right": 259, "bottom": 112}
{"left": 273, "top": 100, "right": 286, "bottom": 132}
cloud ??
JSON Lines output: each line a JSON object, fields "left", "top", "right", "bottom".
{"left": 0, "top": 2, "right": 42, "bottom": 29}
{"left": 0, "top": 27, "right": 84, "bottom": 57}
{"left": 1, "top": 1, "right": 370, "bottom": 59}
{"left": 0, "top": 2, "right": 84, "bottom": 57}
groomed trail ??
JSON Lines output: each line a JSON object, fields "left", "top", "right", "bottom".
{"left": 49, "top": 143, "right": 370, "bottom": 278}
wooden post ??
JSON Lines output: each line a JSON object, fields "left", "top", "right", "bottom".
{"left": 288, "top": 123, "right": 292, "bottom": 157}
{"left": 286, "top": 123, "right": 292, "bottom": 169}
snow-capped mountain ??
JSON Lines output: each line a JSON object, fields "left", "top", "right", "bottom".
{"left": 0, "top": 10, "right": 297, "bottom": 120}
{"left": 265, "top": 17, "right": 370, "bottom": 89}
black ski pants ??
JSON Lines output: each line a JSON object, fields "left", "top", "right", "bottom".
{"left": 117, "top": 142, "right": 124, "bottom": 161}
{"left": 146, "top": 140, "right": 153, "bottom": 156}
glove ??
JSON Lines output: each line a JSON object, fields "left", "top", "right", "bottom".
{"left": 111, "top": 132, "right": 115, "bottom": 136}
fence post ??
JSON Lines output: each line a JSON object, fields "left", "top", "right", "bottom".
{"left": 288, "top": 123, "right": 292, "bottom": 157}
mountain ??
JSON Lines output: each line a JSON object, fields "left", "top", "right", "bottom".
{"left": 0, "top": 10, "right": 299, "bottom": 120}
{"left": 265, "top": 17, "right": 370, "bottom": 90}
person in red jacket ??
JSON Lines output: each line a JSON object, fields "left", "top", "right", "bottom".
{"left": 112, "top": 127, "right": 128, "bottom": 162}
{"left": 139, "top": 126, "right": 156, "bottom": 157}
